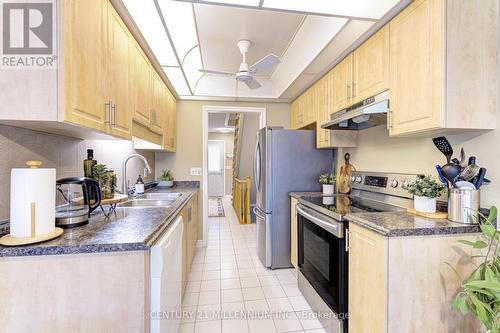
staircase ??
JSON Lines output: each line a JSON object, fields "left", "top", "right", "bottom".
{"left": 231, "top": 114, "right": 244, "bottom": 197}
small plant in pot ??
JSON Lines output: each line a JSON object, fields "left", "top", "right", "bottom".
{"left": 319, "top": 173, "right": 335, "bottom": 195}
{"left": 158, "top": 169, "right": 174, "bottom": 188}
{"left": 91, "top": 163, "right": 117, "bottom": 199}
{"left": 406, "top": 175, "right": 445, "bottom": 213}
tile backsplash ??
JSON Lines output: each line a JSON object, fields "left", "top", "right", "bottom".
{"left": 0, "top": 124, "right": 155, "bottom": 221}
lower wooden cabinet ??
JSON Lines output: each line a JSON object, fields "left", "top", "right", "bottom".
{"left": 181, "top": 193, "right": 199, "bottom": 292}
{"left": 290, "top": 197, "right": 298, "bottom": 268}
{"left": 347, "top": 223, "right": 484, "bottom": 333}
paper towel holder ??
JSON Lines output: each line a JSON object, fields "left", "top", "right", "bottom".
{"left": 0, "top": 161, "right": 63, "bottom": 246}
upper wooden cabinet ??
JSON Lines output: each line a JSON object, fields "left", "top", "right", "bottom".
{"left": 0, "top": 0, "right": 177, "bottom": 147}
{"left": 63, "top": 0, "right": 107, "bottom": 132}
{"left": 163, "top": 90, "right": 177, "bottom": 152}
{"left": 389, "top": 0, "right": 497, "bottom": 136}
{"left": 332, "top": 54, "right": 353, "bottom": 112}
{"left": 352, "top": 25, "right": 389, "bottom": 104}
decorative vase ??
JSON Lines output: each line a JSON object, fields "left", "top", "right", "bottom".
{"left": 322, "top": 184, "right": 334, "bottom": 195}
{"left": 100, "top": 171, "right": 116, "bottom": 199}
{"left": 158, "top": 180, "right": 174, "bottom": 188}
{"left": 414, "top": 195, "right": 437, "bottom": 213}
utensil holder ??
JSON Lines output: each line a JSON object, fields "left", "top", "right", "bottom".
{"left": 448, "top": 188, "right": 480, "bottom": 224}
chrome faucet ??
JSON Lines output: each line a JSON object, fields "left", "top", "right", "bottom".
{"left": 122, "top": 154, "right": 152, "bottom": 195}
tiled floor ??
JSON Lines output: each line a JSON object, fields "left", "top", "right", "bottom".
{"left": 180, "top": 197, "right": 326, "bottom": 333}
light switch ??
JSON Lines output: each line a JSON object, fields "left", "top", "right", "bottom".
{"left": 190, "top": 167, "right": 202, "bottom": 176}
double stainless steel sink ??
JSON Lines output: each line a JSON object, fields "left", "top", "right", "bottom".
{"left": 118, "top": 192, "right": 183, "bottom": 208}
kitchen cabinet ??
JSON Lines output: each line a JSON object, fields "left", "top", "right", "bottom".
{"left": 291, "top": 88, "right": 316, "bottom": 129}
{"left": 106, "top": 4, "right": 132, "bottom": 139}
{"left": 0, "top": 0, "right": 177, "bottom": 146}
{"left": 389, "top": 0, "right": 497, "bottom": 136}
{"left": 347, "top": 223, "right": 484, "bottom": 332}
{"left": 352, "top": 25, "right": 389, "bottom": 104}
{"left": 331, "top": 54, "right": 353, "bottom": 112}
{"left": 290, "top": 197, "right": 298, "bottom": 268}
{"left": 163, "top": 85, "right": 177, "bottom": 152}
{"left": 181, "top": 193, "right": 199, "bottom": 292}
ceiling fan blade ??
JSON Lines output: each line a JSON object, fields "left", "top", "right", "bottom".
{"left": 249, "top": 54, "right": 280, "bottom": 74}
{"left": 244, "top": 77, "right": 262, "bottom": 90}
{"left": 199, "top": 69, "right": 235, "bottom": 76}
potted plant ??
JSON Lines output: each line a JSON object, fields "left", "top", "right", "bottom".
{"left": 91, "top": 163, "right": 117, "bottom": 199}
{"left": 449, "top": 207, "right": 499, "bottom": 332}
{"left": 158, "top": 169, "right": 174, "bottom": 188}
{"left": 406, "top": 175, "right": 445, "bottom": 213}
{"left": 319, "top": 173, "right": 335, "bottom": 195}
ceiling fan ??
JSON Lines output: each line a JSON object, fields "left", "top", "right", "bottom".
{"left": 198, "top": 39, "right": 281, "bottom": 90}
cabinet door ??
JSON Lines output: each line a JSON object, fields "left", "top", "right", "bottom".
{"left": 151, "top": 71, "right": 164, "bottom": 135}
{"left": 163, "top": 89, "right": 177, "bottom": 151}
{"left": 389, "top": 0, "right": 445, "bottom": 136}
{"left": 332, "top": 54, "right": 353, "bottom": 113}
{"left": 315, "top": 78, "right": 326, "bottom": 148}
{"left": 131, "top": 42, "right": 152, "bottom": 127}
{"left": 290, "top": 100, "right": 299, "bottom": 129}
{"left": 63, "top": 0, "right": 107, "bottom": 131}
{"left": 107, "top": 4, "right": 131, "bottom": 139}
{"left": 169, "top": 96, "right": 177, "bottom": 150}
{"left": 290, "top": 197, "right": 298, "bottom": 268}
{"left": 352, "top": 25, "right": 389, "bottom": 103}
{"left": 348, "top": 224, "right": 387, "bottom": 333}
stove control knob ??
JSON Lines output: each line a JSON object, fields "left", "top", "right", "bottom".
{"left": 355, "top": 176, "right": 362, "bottom": 183}
{"left": 390, "top": 180, "right": 399, "bottom": 188}
{"left": 350, "top": 176, "right": 356, "bottom": 183}
{"left": 402, "top": 181, "right": 409, "bottom": 189}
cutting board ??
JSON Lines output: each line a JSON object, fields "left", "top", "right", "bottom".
{"left": 338, "top": 153, "right": 356, "bottom": 194}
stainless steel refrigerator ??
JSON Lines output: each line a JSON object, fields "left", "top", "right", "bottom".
{"left": 253, "top": 127, "right": 332, "bottom": 268}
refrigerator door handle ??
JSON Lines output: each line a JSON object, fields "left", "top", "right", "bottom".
{"left": 253, "top": 141, "right": 260, "bottom": 192}
{"left": 253, "top": 206, "right": 266, "bottom": 220}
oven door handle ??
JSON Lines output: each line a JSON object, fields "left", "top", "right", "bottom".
{"left": 297, "top": 205, "right": 344, "bottom": 238}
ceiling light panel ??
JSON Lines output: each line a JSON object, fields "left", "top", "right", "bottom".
{"left": 162, "top": 66, "right": 192, "bottom": 95}
{"left": 262, "top": 0, "right": 400, "bottom": 19}
{"left": 158, "top": 0, "right": 199, "bottom": 61}
{"left": 122, "top": 0, "right": 177, "bottom": 66}
{"left": 201, "top": 0, "right": 261, "bottom": 6}
{"left": 182, "top": 46, "right": 203, "bottom": 91}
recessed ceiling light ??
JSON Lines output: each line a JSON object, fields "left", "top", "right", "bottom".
{"left": 217, "top": 127, "right": 234, "bottom": 133}
{"left": 162, "top": 66, "right": 192, "bottom": 95}
{"left": 122, "top": 0, "right": 178, "bottom": 66}
{"left": 262, "top": 0, "right": 400, "bottom": 19}
{"left": 201, "top": 0, "right": 261, "bottom": 6}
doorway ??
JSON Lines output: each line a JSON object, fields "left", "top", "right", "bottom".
{"left": 201, "top": 106, "right": 266, "bottom": 246}
{"left": 207, "top": 140, "right": 225, "bottom": 197}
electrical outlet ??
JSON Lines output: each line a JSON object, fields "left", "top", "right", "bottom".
{"left": 190, "top": 167, "right": 202, "bottom": 176}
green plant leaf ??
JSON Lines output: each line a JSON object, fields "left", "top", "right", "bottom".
{"left": 465, "top": 280, "right": 500, "bottom": 291}
{"left": 458, "top": 240, "right": 476, "bottom": 247}
{"left": 488, "top": 206, "right": 498, "bottom": 224}
{"left": 469, "top": 293, "right": 490, "bottom": 326}
{"left": 474, "top": 240, "right": 489, "bottom": 249}
{"left": 453, "top": 294, "right": 469, "bottom": 315}
{"left": 480, "top": 224, "right": 496, "bottom": 240}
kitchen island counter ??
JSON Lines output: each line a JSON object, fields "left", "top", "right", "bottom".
{"left": 0, "top": 182, "right": 199, "bottom": 257}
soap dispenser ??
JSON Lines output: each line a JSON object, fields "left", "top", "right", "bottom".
{"left": 135, "top": 175, "right": 145, "bottom": 194}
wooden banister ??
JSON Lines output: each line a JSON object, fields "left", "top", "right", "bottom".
{"left": 233, "top": 176, "right": 251, "bottom": 224}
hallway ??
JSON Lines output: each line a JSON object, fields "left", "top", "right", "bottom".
{"left": 180, "top": 197, "right": 326, "bottom": 333}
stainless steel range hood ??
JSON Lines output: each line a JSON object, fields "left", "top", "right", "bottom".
{"left": 321, "top": 90, "right": 389, "bottom": 130}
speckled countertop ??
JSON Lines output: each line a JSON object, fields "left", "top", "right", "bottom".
{"left": 346, "top": 212, "right": 482, "bottom": 237}
{"left": 0, "top": 182, "right": 199, "bottom": 257}
{"left": 289, "top": 191, "right": 483, "bottom": 237}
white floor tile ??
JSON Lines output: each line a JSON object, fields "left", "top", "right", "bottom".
{"left": 221, "top": 269, "right": 239, "bottom": 279}
{"left": 248, "top": 318, "right": 277, "bottom": 333}
{"left": 276, "top": 274, "right": 297, "bottom": 285}
{"left": 199, "top": 290, "right": 221, "bottom": 305}
{"left": 202, "top": 270, "right": 221, "bottom": 281}
{"left": 222, "top": 319, "right": 249, "bottom": 333}
{"left": 222, "top": 288, "right": 244, "bottom": 303}
{"left": 196, "top": 303, "right": 222, "bottom": 321}
{"left": 240, "top": 276, "right": 260, "bottom": 288}
{"left": 183, "top": 292, "right": 199, "bottom": 307}
{"left": 262, "top": 285, "right": 286, "bottom": 299}
{"left": 272, "top": 312, "right": 303, "bottom": 333}
{"left": 180, "top": 322, "right": 195, "bottom": 333}
{"left": 221, "top": 301, "right": 246, "bottom": 313}
{"left": 266, "top": 297, "right": 294, "bottom": 313}
{"left": 259, "top": 275, "right": 280, "bottom": 287}
{"left": 304, "top": 329, "right": 326, "bottom": 333}
{"left": 288, "top": 296, "right": 311, "bottom": 311}
{"left": 281, "top": 284, "right": 301, "bottom": 297}
{"left": 181, "top": 306, "right": 198, "bottom": 323}
{"left": 242, "top": 287, "right": 265, "bottom": 301}
{"left": 189, "top": 271, "right": 203, "bottom": 281}
{"left": 200, "top": 279, "right": 221, "bottom": 291}
{"left": 194, "top": 320, "right": 222, "bottom": 333}
{"left": 296, "top": 311, "right": 323, "bottom": 330}
{"left": 244, "top": 299, "right": 269, "bottom": 312}
{"left": 220, "top": 278, "right": 241, "bottom": 290}
{"left": 186, "top": 280, "right": 201, "bottom": 293}
{"left": 239, "top": 268, "right": 258, "bottom": 278}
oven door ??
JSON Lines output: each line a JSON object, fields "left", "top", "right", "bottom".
{"left": 297, "top": 204, "right": 348, "bottom": 317}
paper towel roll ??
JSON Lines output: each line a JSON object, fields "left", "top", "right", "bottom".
{"left": 10, "top": 161, "right": 56, "bottom": 238}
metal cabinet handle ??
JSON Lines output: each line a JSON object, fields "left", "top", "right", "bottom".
{"left": 345, "top": 229, "right": 350, "bottom": 252}
{"left": 352, "top": 82, "right": 356, "bottom": 99}
{"left": 112, "top": 104, "right": 117, "bottom": 127}
{"left": 346, "top": 83, "right": 350, "bottom": 100}
{"left": 105, "top": 100, "right": 112, "bottom": 124}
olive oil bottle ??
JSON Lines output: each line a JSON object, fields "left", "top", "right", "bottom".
{"left": 83, "top": 149, "right": 97, "bottom": 178}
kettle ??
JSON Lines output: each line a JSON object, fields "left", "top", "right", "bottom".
{"left": 55, "top": 177, "right": 101, "bottom": 228}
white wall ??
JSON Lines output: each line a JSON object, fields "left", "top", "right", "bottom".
{"left": 208, "top": 132, "right": 234, "bottom": 196}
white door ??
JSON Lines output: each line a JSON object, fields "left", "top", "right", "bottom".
{"left": 208, "top": 140, "right": 225, "bottom": 197}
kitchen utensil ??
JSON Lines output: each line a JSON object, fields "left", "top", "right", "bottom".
{"left": 55, "top": 177, "right": 101, "bottom": 228}
{"left": 448, "top": 188, "right": 480, "bottom": 224}
{"left": 451, "top": 158, "right": 460, "bottom": 165}
{"left": 455, "top": 181, "right": 476, "bottom": 190}
{"left": 459, "top": 156, "right": 480, "bottom": 181}
{"left": 441, "top": 163, "right": 461, "bottom": 188}
{"left": 435, "top": 165, "right": 448, "bottom": 186}
{"left": 474, "top": 168, "right": 486, "bottom": 189}
{"left": 338, "top": 153, "right": 356, "bottom": 194}
{"left": 459, "top": 148, "right": 467, "bottom": 168}
{"left": 0, "top": 160, "right": 63, "bottom": 246}
{"left": 432, "top": 136, "right": 453, "bottom": 163}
